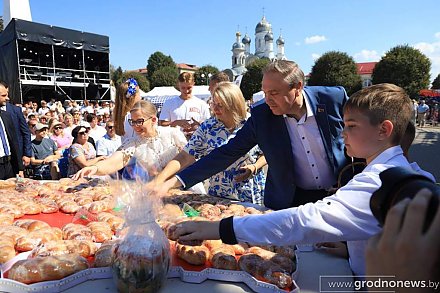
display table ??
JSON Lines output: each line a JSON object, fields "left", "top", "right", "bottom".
{"left": 61, "top": 250, "right": 353, "bottom": 293}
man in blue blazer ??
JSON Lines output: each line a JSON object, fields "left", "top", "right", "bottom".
{"left": 160, "top": 60, "right": 351, "bottom": 210}
{"left": 0, "top": 82, "right": 24, "bottom": 179}
{"left": 0, "top": 80, "right": 32, "bottom": 174}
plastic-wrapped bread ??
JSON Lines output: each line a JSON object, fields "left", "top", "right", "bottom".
{"left": 238, "top": 254, "right": 293, "bottom": 289}
{"left": 0, "top": 235, "right": 16, "bottom": 263}
{"left": 15, "top": 200, "right": 42, "bottom": 215}
{"left": 8, "top": 254, "right": 89, "bottom": 284}
{"left": 97, "top": 212, "right": 124, "bottom": 231}
{"left": 175, "top": 243, "right": 210, "bottom": 266}
{"left": 0, "top": 203, "right": 24, "bottom": 218}
{"left": 0, "top": 225, "right": 29, "bottom": 242}
{"left": 87, "top": 221, "right": 113, "bottom": 243}
{"left": 34, "top": 197, "right": 59, "bottom": 213}
{"left": 246, "top": 246, "right": 295, "bottom": 274}
{"left": 15, "top": 227, "right": 63, "bottom": 252}
{"left": 31, "top": 239, "right": 97, "bottom": 258}
{"left": 87, "top": 200, "right": 113, "bottom": 214}
{"left": 74, "top": 195, "right": 94, "bottom": 206}
{"left": 58, "top": 199, "right": 80, "bottom": 213}
{"left": 0, "top": 213, "right": 14, "bottom": 226}
{"left": 93, "top": 239, "right": 120, "bottom": 267}
{"left": 209, "top": 245, "right": 237, "bottom": 270}
{"left": 13, "top": 219, "right": 50, "bottom": 232}
{"left": 62, "top": 223, "right": 93, "bottom": 241}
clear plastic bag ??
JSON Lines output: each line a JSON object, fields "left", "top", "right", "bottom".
{"left": 112, "top": 182, "right": 170, "bottom": 293}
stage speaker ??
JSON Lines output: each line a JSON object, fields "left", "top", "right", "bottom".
{"left": 87, "top": 83, "right": 102, "bottom": 100}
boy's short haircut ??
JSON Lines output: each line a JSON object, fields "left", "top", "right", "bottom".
{"left": 344, "top": 83, "right": 412, "bottom": 145}
{"left": 178, "top": 72, "right": 194, "bottom": 84}
{"left": 209, "top": 72, "right": 230, "bottom": 83}
{"left": 401, "top": 121, "right": 415, "bottom": 155}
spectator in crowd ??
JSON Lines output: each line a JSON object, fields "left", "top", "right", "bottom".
{"left": 67, "top": 125, "right": 106, "bottom": 176}
{"left": 366, "top": 189, "right": 440, "bottom": 289}
{"left": 207, "top": 72, "right": 230, "bottom": 115}
{"left": 169, "top": 83, "right": 414, "bottom": 276}
{"left": 31, "top": 102, "right": 38, "bottom": 114}
{"left": 0, "top": 84, "right": 24, "bottom": 179}
{"left": 49, "top": 120, "right": 72, "bottom": 151}
{"left": 71, "top": 109, "right": 81, "bottom": 126}
{"left": 63, "top": 113, "right": 75, "bottom": 136}
{"left": 72, "top": 100, "right": 187, "bottom": 181}
{"left": 86, "top": 113, "right": 106, "bottom": 141}
{"left": 38, "top": 100, "right": 50, "bottom": 116}
{"left": 39, "top": 115, "right": 49, "bottom": 125}
{"left": 417, "top": 99, "right": 429, "bottom": 127}
{"left": 154, "top": 82, "right": 266, "bottom": 205}
{"left": 114, "top": 78, "right": 142, "bottom": 142}
{"left": 30, "top": 123, "right": 61, "bottom": 180}
{"left": 0, "top": 80, "right": 32, "bottom": 176}
{"left": 158, "top": 60, "right": 351, "bottom": 210}
{"left": 28, "top": 119, "right": 37, "bottom": 140}
{"left": 159, "top": 72, "right": 211, "bottom": 139}
{"left": 96, "top": 120, "right": 121, "bottom": 157}
{"left": 64, "top": 100, "right": 73, "bottom": 114}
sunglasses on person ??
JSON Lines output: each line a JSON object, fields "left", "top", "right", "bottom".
{"left": 78, "top": 129, "right": 89, "bottom": 135}
{"left": 54, "top": 126, "right": 63, "bottom": 130}
{"left": 106, "top": 126, "right": 114, "bottom": 129}
{"left": 128, "top": 117, "right": 152, "bottom": 126}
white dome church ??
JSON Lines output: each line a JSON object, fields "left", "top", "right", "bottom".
{"left": 225, "top": 16, "right": 286, "bottom": 80}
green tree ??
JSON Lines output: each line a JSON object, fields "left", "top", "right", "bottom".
{"left": 111, "top": 66, "right": 123, "bottom": 84}
{"left": 121, "top": 71, "right": 150, "bottom": 92}
{"left": 308, "top": 51, "right": 362, "bottom": 95}
{"left": 150, "top": 66, "right": 179, "bottom": 88}
{"left": 372, "top": 45, "right": 431, "bottom": 98}
{"left": 0, "top": 16, "right": 3, "bottom": 32}
{"left": 146, "top": 51, "right": 175, "bottom": 80}
{"left": 432, "top": 74, "right": 440, "bottom": 89}
{"left": 194, "top": 65, "right": 220, "bottom": 85}
{"left": 240, "top": 58, "right": 270, "bottom": 100}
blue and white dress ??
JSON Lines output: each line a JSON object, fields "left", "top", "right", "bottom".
{"left": 184, "top": 117, "right": 265, "bottom": 205}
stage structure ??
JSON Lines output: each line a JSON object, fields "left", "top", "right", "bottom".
{"left": 0, "top": 18, "right": 110, "bottom": 104}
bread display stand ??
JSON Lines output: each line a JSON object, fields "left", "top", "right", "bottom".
{"left": 1, "top": 253, "right": 299, "bottom": 293}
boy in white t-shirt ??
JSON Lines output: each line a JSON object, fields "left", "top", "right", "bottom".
{"left": 159, "top": 72, "right": 210, "bottom": 138}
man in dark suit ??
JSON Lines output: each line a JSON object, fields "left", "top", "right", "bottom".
{"left": 158, "top": 60, "right": 351, "bottom": 210}
{"left": 0, "top": 82, "right": 24, "bottom": 179}
{"left": 0, "top": 81, "right": 32, "bottom": 175}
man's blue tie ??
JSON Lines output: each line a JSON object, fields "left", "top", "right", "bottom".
{"left": 0, "top": 117, "right": 10, "bottom": 156}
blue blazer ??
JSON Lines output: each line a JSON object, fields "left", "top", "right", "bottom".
{"left": 178, "top": 86, "right": 350, "bottom": 210}
{"left": 0, "top": 110, "right": 24, "bottom": 173}
{"left": 6, "top": 103, "right": 32, "bottom": 158}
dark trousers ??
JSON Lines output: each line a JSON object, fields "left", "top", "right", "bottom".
{"left": 0, "top": 160, "right": 15, "bottom": 180}
{"left": 291, "top": 187, "right": 329, "bottom": 207}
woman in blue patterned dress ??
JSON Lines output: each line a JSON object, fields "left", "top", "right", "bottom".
{"left": 154, "top": 82, "right": 266, "bottom": 205}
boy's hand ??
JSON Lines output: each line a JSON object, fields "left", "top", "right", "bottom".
{"left": 315, "top": 242, "right": 348, "bottom": 258}
{"left": 170, "top": 220, "right": 221, "bottom": 241}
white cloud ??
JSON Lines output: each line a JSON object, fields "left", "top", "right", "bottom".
{"left": 305, "top": 35, "right": 327, "bottom": 44}
{"left": 354, "top": 50, "right": 381, "bottom": 62}
{"left": 414, "top": 38, "right": 440, "bottom": 81}
{"left": 312, "top": 53, "right": 321, "bottom": 61}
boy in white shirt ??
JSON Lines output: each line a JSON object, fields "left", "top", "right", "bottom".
{"left": 159, "top": 72, "right": 210, "bottom": 138}
{"left": 169, "top": 83, "right": 414, "bottom": 276}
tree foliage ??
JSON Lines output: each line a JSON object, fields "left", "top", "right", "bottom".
{"left": 308, "top": 51, "right": 362, "bottom": 95}
{"left": 111, "top": 66, "right": 123, "bottom": 84}
{"left": 0, "top": 16, "right": 3, "bottom": 32}
{"left": 240, "top": 58, "right": 270, "bottom": 100}
{"left": 194, "top": 65, "right": 220, "bottom": 85}
{"left": 121, "top": 71, "right": 150, "bottom": 92}
{"left": 432, "top": 74, "right": 440, "bottom": 90}
{"left": 150, "top": 66, "right": 179, "bottom": 88}
{"left": 372, "top": 45, "right": 431, "bottom": 98}
{"left": 146, "top": 51, "right": 175, "bottom": 80}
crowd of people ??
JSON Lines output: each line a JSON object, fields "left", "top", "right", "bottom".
{"left": 0, "top": 60, "right": 439, "bottom": 286}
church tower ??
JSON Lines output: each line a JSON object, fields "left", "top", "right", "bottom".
{"left": 231, "top": 32, "right": 246, "bottom": 74}
{"left": 242, "top": 33, "right": 251, "bottom": 56}
{"left": 276, "top": 34, "right": 286, "bottom": 60}
{"left": 264, "top": 31, "right": 274, "bottom": 59}
{"left": 3, "top": 0, "right": 32, "bottom": 27}
{"left": 254, "top": 16, "right": 271, "bottom": 58}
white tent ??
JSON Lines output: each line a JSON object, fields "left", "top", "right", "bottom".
{"left": 142, "top": 86, "right": 211, "bottom": 113}
{"left": 252, "top": 90, "right": 265, "bottom": 103}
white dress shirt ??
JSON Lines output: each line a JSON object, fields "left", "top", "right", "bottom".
{"left": 232, "top": 146, "right": 410, "bottom": 275}
{"left": 0, "top": 116, "right": 11, "bottom": 157}
{"left": 283, "top": 90, "right": 335, "bottom": 190}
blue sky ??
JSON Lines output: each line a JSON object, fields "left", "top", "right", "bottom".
{"left": 2, "top": 0, "right": 440, "bottom": 81}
